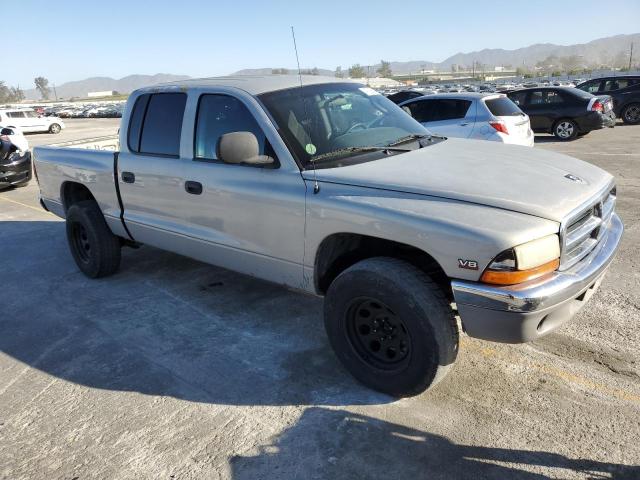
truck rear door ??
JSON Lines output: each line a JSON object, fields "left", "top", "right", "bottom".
{"left": 117, "top": 92, "right": 192, "bottom": 244}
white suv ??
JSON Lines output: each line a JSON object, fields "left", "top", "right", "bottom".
{"left": 0, "top": 108, "right": 65, "bottom": 134}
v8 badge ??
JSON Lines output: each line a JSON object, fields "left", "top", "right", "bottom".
{"left": 458, "top": 259, "right": 478, "bottom": 270}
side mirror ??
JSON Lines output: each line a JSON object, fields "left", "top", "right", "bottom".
{"left": 1, "top": 127, "right": 14, "bottom": 135}
{"left": 217, "top": 131, "right": 274, "bottom": 165}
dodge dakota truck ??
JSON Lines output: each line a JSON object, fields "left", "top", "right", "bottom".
{"left": 33, "top": 76, "right": 623, "bottom": 396}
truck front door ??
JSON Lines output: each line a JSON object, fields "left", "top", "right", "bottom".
{"left": 181, "top": 92, "right": 306, "bottom": 287}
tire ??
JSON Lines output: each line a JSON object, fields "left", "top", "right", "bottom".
{"left": 621, "top": 103, "right": 640, "bottom": 125}
{"left": 49, "top": 123, "right": 61, "bottom": 134}
{"left": 65, "top": 200, "right": 121, "bottom": 278}
{"left": 553, "top": 119, "right": 579, "bottom": 141}
{"left": 323, "top": 257, "right": 458, "bottom": 397}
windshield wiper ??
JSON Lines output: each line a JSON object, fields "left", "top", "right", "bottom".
{"left": 387, "top": 133, "right": 432, "bottom": 146}
{"left": 310, "top": 146, "right": 410, "bottom": 163}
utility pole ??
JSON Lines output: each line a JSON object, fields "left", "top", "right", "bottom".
{"left": 629, "top": 42, "right": 634, "bottom": 71}
{"left": 53, "top": 83, "right": 58, "bottom": 101}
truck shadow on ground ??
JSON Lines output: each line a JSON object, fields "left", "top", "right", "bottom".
{"left": 230, "top": 407, "right": 639, "bottom": 480}
{"left": 2, "top": 220, "right": 638, "bottom": 478}
{"left": 1, "top": 220, "right": 391, "bottom": 407}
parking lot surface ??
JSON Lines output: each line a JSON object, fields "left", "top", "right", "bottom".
{"left": 1, "top": 121, "right": 639, "bottom": 479}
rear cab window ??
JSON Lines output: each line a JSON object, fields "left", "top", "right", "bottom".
{"left": 127, "top": 92, "right": 187, "bottom": 157}
{"left": 484, "top": 97, "right": 522, "bottom": 116}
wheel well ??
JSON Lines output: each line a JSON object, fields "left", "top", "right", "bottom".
{"left": 61, "top": 182, "right": 97, "bottom": 212}
{"left": 315, "top": 233, "right": 450, "bottom": 298}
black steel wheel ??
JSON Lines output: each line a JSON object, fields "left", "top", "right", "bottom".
{"left": 65, "top": 200, "right": 121, "bottom": 278}
{"left": 324, "top": 257, "right": 458, "bottom": 397}
{"left": 346, "top": 297, "right": 411, "bottom": 370}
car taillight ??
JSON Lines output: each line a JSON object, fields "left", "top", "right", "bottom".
{"left": 489, "top": 121, "right": 509, "bottom": 134}
{"left": 591, "top": 100, "right": 604, "bottom": 113}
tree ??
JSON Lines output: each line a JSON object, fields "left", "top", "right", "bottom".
{"left": 271, "top": 68, "right": 289, "bottom": 75}
{"left": 377, "top": 60, "right": 392, "bottom": 78}
{"left": 0, "top": 81, "right": 25, "bottom": 103}
{"left": 34, "top": 76, "right": 51, "bottom": 99}
{"left": 311, "top": 67, "right": 319, "bottom": 76}
{"left": 335, "top": 66, "right": 343, "bottom": 78}
{"left": 349, "top": 64, "right": 365, "bottom": 78}
{"left": 10, "top": 87, "right": 25, "bottom": 102}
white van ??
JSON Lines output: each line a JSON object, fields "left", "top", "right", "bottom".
{"left": 0, "top": 108, "right": 65, "bottom": 134}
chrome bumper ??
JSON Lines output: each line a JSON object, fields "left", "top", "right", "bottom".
{"left": 451, "top": 213, "right": 623, "bottom": 343}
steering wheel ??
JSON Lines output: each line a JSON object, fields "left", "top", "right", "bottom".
{"left": 345, "top": 122, "right": 368, "bottom": 134}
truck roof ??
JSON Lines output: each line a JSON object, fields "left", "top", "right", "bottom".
{"left": 150, "top": 75, "right": 359, "bottom": 95}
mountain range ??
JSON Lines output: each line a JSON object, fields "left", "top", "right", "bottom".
{"left": 21, "top": 33, "right": 638, "bottom": 100}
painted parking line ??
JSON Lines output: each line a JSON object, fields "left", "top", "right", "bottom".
{"left": 461, "top": 338, "right": 640, "bottom": 405}
{"left": 0, "top": 195, "right": 52, "bottom": 215}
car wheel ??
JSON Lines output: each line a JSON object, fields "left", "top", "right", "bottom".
{"left": 66, "top": 200, "right": 121, "bottom": 278}
{"left": 553, "top": 119, "right": 578, "bottom": 141}
{"left": 621, "top": 103, "right": 640, "bottom": 125}
{"left": 49, "top": 123, "right": 61, "bottom": 134}
{"left": 323, "top": 257, "right": 458, "bottom": 397}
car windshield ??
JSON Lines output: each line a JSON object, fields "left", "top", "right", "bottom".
{"left": 258, "top": 83, "right": 432, "bottom": 168}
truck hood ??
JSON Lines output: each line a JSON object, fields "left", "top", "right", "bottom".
{"left": 305, "top": 138, "right": 613, "bottom": 222}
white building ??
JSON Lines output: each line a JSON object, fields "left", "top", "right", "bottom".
{"left": 87, "top": 90, "right": 116, "bottom": 98}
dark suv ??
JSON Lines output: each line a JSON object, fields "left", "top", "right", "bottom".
{"left": 576, "top": 76, "right": 640, "bottom": 124}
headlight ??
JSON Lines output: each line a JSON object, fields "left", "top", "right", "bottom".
{"left": 480, "top": 234, "right": 560, "bottom": 285}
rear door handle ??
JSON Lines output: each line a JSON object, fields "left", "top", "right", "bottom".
{"left": 185, "top": 180, "right": 203, "bottom": 195}
{"left": 121, "top": 171, "right": 135, "bottom": 183}
{"left": 460, "top": 122, "right": 470, "bottom": 126}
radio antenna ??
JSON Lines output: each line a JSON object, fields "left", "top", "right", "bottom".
{"left": 291, "top": 26, "right": 319, "bottom": 194}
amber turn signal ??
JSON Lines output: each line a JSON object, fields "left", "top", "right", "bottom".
{"left": 480, "top": 258, "right": 560, "bottom": 286}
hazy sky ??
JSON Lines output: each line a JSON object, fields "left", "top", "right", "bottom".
{"left": 7, "top": 0, "right": 640, "bottom": 88}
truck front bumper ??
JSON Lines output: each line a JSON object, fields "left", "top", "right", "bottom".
{"left": 451, "top": 213, "right": 623, "bottom": 343}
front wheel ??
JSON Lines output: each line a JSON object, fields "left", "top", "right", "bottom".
{"left": 324, "top": 257, "right": 458, "bottom": 397}
{"left": 66, "top": 200, "right": 121, "bottom": 278}
{"left": 49, "top": 123, "right": 62, "bottom": 134}
{"left": 553, "top": 119, "right": 578, "bottom": 141}
{"left": 621, "top": 103, "right": 640, "bottom": 124}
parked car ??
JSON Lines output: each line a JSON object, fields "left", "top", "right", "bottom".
{"left": 33, "top": 76, "right": 623, "bottom": 397}
{"left": 507, "top": 87, "right": 615, "bottom": 140}
{"left": 386, "top": 90, "right": 429, "bottom": 104}
{"left": 0, "top": 125, "right": 29, "bottom": 152}
{"left": 0, "top": 137, "right": 31, "bottom": 188}
{"left": 0, "top": 108, "right": 65, "bottom": 134}
{"left": 399, "top": 93, "right": 534, "bottom": 147}
{"left": 576, "top": 76, "right": 640, "bottom": 124}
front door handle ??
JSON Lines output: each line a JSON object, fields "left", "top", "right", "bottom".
{"left": 185, "top": 181, "right": 203, "bottom": 195}
{"left": 459, "top": 122, "right": 470, "bottom": 126}
{"left": 121, "top": 171, "right": 135, "bottom": 183}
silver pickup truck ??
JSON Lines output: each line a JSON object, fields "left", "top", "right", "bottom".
{"left": 33, "top": 76, "right": 623, "bottom": 396}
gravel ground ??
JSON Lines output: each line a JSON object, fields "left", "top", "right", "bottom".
{"left": 0, "top": 120, "right": 638, "bottom": 479}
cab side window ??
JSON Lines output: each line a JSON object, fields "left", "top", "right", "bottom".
{"left": 7, "top": 112, "right": 25, "bottom": 118}
{"left": 194, "top": 94, "right": 267, "bottom": 161}
{"left": 127, "top": 92, "right": 187, "bottom": 157}
{"left": 602, "top": 79, "right": 631, "bottom": 91}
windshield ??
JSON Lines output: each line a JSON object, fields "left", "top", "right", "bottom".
{"left": 258, "top": 83, "right": 431, "bottom": 168}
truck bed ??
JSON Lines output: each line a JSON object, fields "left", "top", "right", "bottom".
{"left": 34, "top": 142, "right": 128, "bottom": 238}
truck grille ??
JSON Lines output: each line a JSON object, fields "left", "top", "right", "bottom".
{"left": 560, "top": 185, "right": 616, "bottom": 270}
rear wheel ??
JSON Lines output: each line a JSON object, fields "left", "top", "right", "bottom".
{"left": 553, "top": 119, "right": 578, "bottom": 141}
{"left": 323, "top": 257, "right": 458, "bottom": 397}
{"left": 49, "top": 123, "right": 61, "bottom": 134}
{"left": 621, "top": 103, "right": 640, "bottom": 125}
{"left": 66, "top": 200, "right": 121, "bottom": 278}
